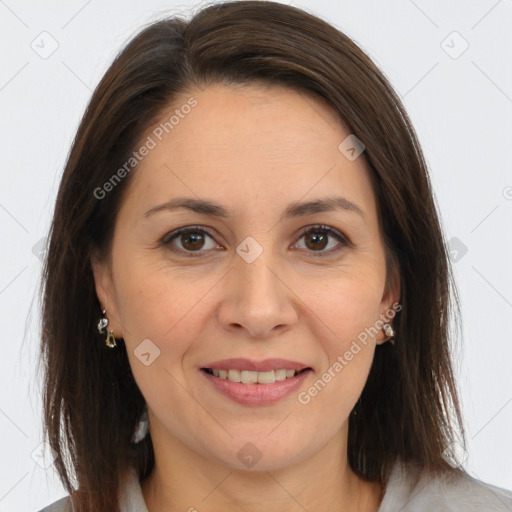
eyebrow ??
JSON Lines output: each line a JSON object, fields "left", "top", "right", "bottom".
{"left": 143, "top": 196, "right": 365, "bottom": 220}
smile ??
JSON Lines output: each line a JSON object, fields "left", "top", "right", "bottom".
{"left": 202, "top": 368, "right": 309, "bottom": 384}
{"left": 200, "top": 365, "right": 313, "bottom": 406}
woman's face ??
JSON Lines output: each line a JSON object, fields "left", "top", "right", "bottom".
{"left": 93, "top": 83, "right": 398, "bottom": 471}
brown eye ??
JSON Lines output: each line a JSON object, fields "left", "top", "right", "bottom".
{"left": 295, "top": 225, "right": 349, "bottom": 256}
{"left": 162, "top": 226, "right": 220, "bottom": 257}
{"left": 180, "top": 231, "right": 206, "bottom": 251}
{"left": 304, "top": 231, "right": 329, "bottom": 251}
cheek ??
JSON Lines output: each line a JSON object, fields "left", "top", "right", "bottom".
{"left": 310, "top": 270, "right": 384, "bottom": 344}
{"left": 115, "top": 269, "right": 208, "bottom": 410}
{"left": 299, "top": 291, "right": 378, "bottom": 425}
{"left": 113, "top": 258, "right": 217, "bottom": 362}
{"left": 301, "top": 272, "right": 382, "bottom": 402}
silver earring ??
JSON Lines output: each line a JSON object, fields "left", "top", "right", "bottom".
{"left": 97, "top": 308, "right": 117, "bottom": 348}
{"left": 131, "top": 405, "right": 149, "bottom": 444}
{"left": 382, "top": 323, "right": 395, "bottom": 345}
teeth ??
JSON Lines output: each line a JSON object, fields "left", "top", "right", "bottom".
{"left": 274, "top": 369, "right": 287, "bottom": 381}
{"left": 209, "top": 368, "right": 303, "bottom": 384}
{"left": 228, "top": 369, "right": 241, "bottom": 382}
{"left": 241, "top": 370, "right": 258, "bottom": 384}
{"left": 257, "top": 371, "right": 275, "bottom": 384}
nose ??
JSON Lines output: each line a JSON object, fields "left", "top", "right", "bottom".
{"left": 217, "top": 252, "right": 299, "bottom": 339}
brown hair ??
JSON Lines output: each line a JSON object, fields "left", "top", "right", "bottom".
{"left": 39, "top": 1, "right": 467, "bottom": 510}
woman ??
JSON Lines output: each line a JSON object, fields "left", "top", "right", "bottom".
{"left": 38, "top": 1, "right": 512, "bottom": 511}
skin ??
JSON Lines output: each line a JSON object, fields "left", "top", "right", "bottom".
{"left": 92, "top": 83, "right": 399, "bottom": 511}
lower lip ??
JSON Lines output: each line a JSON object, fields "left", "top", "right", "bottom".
{"left": 200, "top": 369, "right": 312, "bottom": 406}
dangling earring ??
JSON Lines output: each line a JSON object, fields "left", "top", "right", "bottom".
{"left": 97, "top": 308, "right": 117, "bottom": 348}
{"left": 131, "top": 405, "right": 149, "bottom": 444}
{"left": 382, "top": 323, "right": 396, "bottom": 345}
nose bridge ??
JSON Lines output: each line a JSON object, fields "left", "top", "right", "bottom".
{"left": 235, "top": 244, "right": 281, "bottom": 310}
{"left": 218, "top": 243, "right": 298, "bottom": 337}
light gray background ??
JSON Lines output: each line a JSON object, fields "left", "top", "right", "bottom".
{"left": 0, "top": 1, "right": 511, "bottom": 510}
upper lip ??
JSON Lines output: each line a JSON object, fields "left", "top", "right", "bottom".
{"left": 201, "top": 358, "right": 311, "bottom": 372}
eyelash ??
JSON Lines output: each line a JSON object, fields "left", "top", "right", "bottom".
{"left": 160, "top": 224, "right": 352, "bottom": 258}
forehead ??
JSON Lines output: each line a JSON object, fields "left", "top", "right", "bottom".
{"left": 169, "top": 82, "right": 345, "bottom": 152}
{"left": 121, "top": 83, "right": 376, "bottom": 221}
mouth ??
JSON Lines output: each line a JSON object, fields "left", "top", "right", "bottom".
{"left": 199, "top": 360, "right": 313, "bottom": 405}
{"left": 201, "top": 367, "right": 311, "bottom": 384}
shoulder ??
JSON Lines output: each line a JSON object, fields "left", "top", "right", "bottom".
{"left": 379, "top": 458, "right": 512, "bottom": 512}
{"left": 36, "top": 496, "right": 73, "bottom": 512}
{"left": 36, "top": 466, "right": 147, "bottom": 512}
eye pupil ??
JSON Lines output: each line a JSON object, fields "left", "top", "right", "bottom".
{"left": 305, "top": 232, "right": 328, "bottom": 251}
{"left": 182, "top": 232, "right": 204, "bottom": 250}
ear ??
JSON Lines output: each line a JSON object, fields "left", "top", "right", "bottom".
{"left": 90, "top": 254, "right": 124, "bottom": 338}
{"left": 376, "top": 262, "right": 401, "bottom": 345}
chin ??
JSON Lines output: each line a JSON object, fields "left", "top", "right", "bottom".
{"left": 207, "top": 435, "right": 315, "bottom": 473}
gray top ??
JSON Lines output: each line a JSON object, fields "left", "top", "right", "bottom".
{"left": 38, "top": 458, "right": 512, "bottom": 511}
